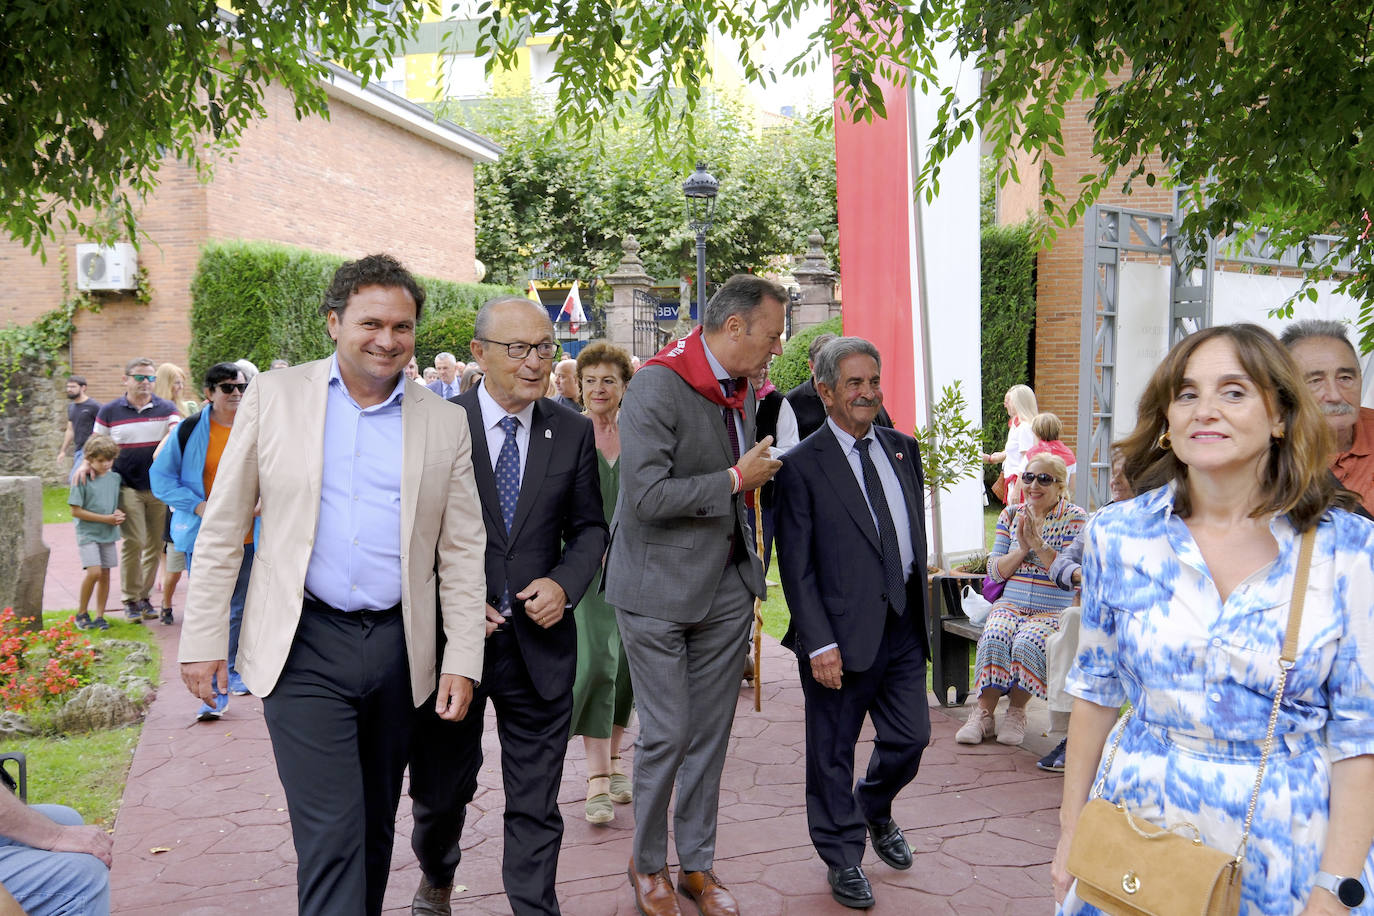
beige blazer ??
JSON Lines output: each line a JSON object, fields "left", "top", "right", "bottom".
{"left": 178, "top": 358, "right": 487, "bottom": 706}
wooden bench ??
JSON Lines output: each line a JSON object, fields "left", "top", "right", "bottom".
{"left": 927, "top": 572, "right": 985, "bottom": 707}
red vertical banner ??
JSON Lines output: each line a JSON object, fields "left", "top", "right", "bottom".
{"left": 831, "top": 25, "right": 918, "bottom": 433}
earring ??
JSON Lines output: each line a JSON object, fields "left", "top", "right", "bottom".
{"left": 1273, "top": 428, "right": 1285, "bottom": 440}
{"left": 1157, "top": 431, "right": 1172, "bottom": 450}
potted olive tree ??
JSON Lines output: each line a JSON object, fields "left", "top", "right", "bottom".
{"left": 916, "top": 380, "right": 983, "bottom": 572}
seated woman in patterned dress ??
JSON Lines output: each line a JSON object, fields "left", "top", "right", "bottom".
{"left": 1051, "top": 323, "right": 1374, "bottom": 915}
{"left": 955, "top": 453, "right": 1087, "bottom": 746}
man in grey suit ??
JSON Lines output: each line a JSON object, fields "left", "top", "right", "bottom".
{"left": 606, "top": 274, "right": 786, "bottom": 916}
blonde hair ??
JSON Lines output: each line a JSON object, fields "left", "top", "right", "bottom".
{"left": 1031, "top": 412, "right": 1062, "bottom": 441}
{"left": 154, "top": 363, "right": 192, "bottom": 415}
{"left": 1006, "top": 384, "right": 1038, "bottom": 424}
{"left": 1024, "top": 452, "right": 1071, "bottom": 502}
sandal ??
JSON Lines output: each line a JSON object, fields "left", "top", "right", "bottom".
{"left": 585, "top": 775, "right": 614, "bottom": 825}
{"left": 608, "top": 757, "right": 632, "bottom": 804}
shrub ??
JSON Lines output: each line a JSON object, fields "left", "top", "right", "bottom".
{"left": 0, "top": 608, "right": 96, "bottom": 713}
{"left": 189, "top": 240, "right": 518, "bottom": 381}
{"left": 773, "top": 316, "right": 843, "bottom": 392}
{"left": 981, "top": 222, "right": 1038, "bottom": 484}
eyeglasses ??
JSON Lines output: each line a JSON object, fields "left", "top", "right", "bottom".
{"left": 128, "top": 374, "right": 156, "bottom": 383}
{"left": 215, "top": 382, "right": 249, "bottom": 394}
{"left": 1021, "top": 472, "right": 1061, "bottom": 486}
{"left": 479, "top": 338, "right": 558, "bottom": 360}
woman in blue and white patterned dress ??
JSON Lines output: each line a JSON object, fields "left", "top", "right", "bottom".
{"left": 1051, "top": 324, "right": 1374, "bottom": 916}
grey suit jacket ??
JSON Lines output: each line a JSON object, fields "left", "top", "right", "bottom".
{"left": 605, "top": 364, "right": 766, "bottom": 621}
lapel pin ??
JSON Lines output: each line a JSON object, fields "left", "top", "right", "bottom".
{"left": 895, "top": 452, "right": 904, "bottom": 461}
{"left": 545, "top": 429, "right": 552, "bottom": 439}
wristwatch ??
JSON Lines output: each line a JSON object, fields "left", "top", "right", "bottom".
{"left": 1314, "top": 871, "right": 1366, "bottom": 908}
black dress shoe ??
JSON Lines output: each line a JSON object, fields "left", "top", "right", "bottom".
{"left": 867, "top": 818, "right": 913, "bottom": 870}
{"left": 827, "top": 865, "right": 874, "bottom": 909}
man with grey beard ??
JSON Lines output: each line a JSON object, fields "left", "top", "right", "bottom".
{"left": 1281, "top": 319, "right": 1374, "bottom": 511}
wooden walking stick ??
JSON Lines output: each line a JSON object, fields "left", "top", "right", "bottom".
{"left": 751, "top": 495, "right": 764, "bottom": 711}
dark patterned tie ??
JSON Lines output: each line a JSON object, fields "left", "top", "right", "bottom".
{"left": 495, "top": 416, "right": 520, "bottom": 613}
{"left": 856, "top": 437, "right": 906, "bottom": 615}
{"left": 721, "top": 378, "right": 741, "bottom": 462}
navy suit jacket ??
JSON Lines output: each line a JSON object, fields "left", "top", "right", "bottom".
{"left": 452, "top": 389, "right": 607, "bottom": 700}
{"left": 774, "top": 422, "right": 930, "bottom": 673}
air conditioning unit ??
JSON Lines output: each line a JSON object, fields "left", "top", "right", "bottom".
{"left": 75, "top": 243, "right": 139, "bottom": 292}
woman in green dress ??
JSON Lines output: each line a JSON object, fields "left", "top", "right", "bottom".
{"left": 569, "top": 341, "right": 636, "bottom": 825}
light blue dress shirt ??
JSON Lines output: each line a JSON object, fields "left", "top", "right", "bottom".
{"left": 302, "top": 356, "right": 406, "bottom": 612}
{"left": 700, "top": 338, "right": 745, "bottom": 449}
{"left": 476, "top": 382, "right": 535, "bottom": 479}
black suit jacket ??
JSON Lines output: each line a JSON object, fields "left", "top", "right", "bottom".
{"left": 774, "top": 423, "right": 930, "bottom": 672}
{"left": 452, "top": 389, "right": 608, "bottom": 700}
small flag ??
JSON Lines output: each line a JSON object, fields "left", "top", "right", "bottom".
{"left": 557, "top": 280, "right": 587, "bottom": 333}
{"left": 526, "top": 280, "right": 541, "bottom": 303}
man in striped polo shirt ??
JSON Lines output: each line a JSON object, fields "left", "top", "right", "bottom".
{"left": 91, "top": 357, "right": 182, "bottom": 622}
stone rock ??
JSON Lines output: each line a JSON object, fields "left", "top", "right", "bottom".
{"left": 0, "top": 711, "right": 37, "bottom": 739}
{"left": 0, "top": 477, "right": 49, "bottom": 624}
{"left": 54, "top": 684, "right": 141, "bottom": 734}
{"left": 97, "top": 639, "right": 145, "bottom": 652}
{"left": 123, "top": 647, "right": 152, "bottom": 666}
{"left": 117, "top": 676, "right": 156, "bottom": 706}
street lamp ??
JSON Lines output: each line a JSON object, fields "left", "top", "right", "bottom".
{"left": 683, "top": 161, "right": 718, "bottom": 319}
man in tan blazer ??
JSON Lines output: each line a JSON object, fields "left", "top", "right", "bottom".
{"left": 179, "top": 254, "right": 487, "bottom": 916}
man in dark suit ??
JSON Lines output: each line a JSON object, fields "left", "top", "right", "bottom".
{"left": 786, "top": 333, "right": 894, "bottom": 440}
{"left": 606, "top": 274, "right": 786, "bottom": 916}
{"left": 774, "top": 336, "right": 931, "bottom": 910}
{"left": 408, "top": 296, "right": 608, "bottom": 916}
{"left": 426, "top": 351, "right": 462, "bottom": 399}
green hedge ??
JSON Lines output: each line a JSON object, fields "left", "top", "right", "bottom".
{"left": 773, "top": 316, "right": 843, "bottom": 392}
{"left": 189, "top": 240, "right": 518, "bottom": 380}
{"left": 980, "top": 222, "right": 1038, "bottom": 483}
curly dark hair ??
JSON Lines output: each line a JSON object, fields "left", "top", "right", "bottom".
{"left": 319, "top": 253, "right": 426, "bottom": 320}
{"left": 1118, "top": 323, "right": 1335, "bottom": 531}
{"left": 575, "top": 341, "right": 634, "bottom": 386}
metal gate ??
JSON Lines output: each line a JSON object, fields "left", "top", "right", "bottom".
{"left": 631, "top": 289, "right": 663, "bottom": 357}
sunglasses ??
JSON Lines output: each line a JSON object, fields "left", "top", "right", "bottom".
{"left": 128, "top": 374, "right": 156, "bottom": 383}
{"left": 215, "top": 382, "right": 248, "bottom": 394}
{"left": 1021, "top": 472, "right": 1061, "bottom": 486}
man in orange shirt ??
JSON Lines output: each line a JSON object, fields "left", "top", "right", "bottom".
{"left": 1281, "top": 319, "right": 1374, "bottom": 511}
{"left": 151, "top": 362, "right": 256, "bottom": 718}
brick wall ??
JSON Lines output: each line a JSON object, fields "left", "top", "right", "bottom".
{"left": 1004, "top": 87, "right": 1173, "bottom": 455}
{"left": 0, "top": 78, "right": 482, "bottom": 406}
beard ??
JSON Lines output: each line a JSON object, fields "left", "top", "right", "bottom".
{"left": 65, "top": 392, "right": 79, "bottom": 400}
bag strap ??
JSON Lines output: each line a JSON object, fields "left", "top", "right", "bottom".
{"left": 1092, "top": 525, "right": 1315, "bottom": 865}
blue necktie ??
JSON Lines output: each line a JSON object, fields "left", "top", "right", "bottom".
{"left": 495, "top": 416, "right": 520, "bottom": 533}
{"left": 856, "top": 438, "right": 906, "bottom": 615}
{"left": 495, "top": 416, "right": 520, "bottom": 614}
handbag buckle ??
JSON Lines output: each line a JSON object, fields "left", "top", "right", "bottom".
{"left": 1122, "top": 871, "right": 1141, "bottom": 895}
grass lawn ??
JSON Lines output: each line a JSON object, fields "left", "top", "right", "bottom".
{"left": 43, "top": 484, "right": 72, "bottom": 525}
{"left": 0, "top": 609, "right": 160, "bottom": 827}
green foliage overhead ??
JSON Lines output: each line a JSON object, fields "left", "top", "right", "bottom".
{"left": 1, "top": 1, "right": 436, "bottom": 253}
{"left": 447, "top": 94, "right": 837, "bottom": 291}
{"left": 771, "top": 316, "right": 842, "bottom": 393}
{"left": 916, "top": 1, "right": 1374, "bottom": 341}
{"left": 189, "top": 240, "right": 517, "bottom": 382}
{"left": 980, "top": 222, "right": 1038, "bottom": 483}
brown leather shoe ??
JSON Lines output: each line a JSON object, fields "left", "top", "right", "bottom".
{"left": 412, "top": 874, "right": 453, "bottom": 916}
{"left": 628, "top": 858, "right": 682, "bottom": 916}
{"left": 678, "top": 869, "right": 740, "bottom": 916}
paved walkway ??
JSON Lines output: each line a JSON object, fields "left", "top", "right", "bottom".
{"left": 41, "top": 522, "right": 1062, "bottom": 914}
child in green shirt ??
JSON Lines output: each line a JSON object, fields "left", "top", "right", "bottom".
{"left": 68, "top": 435, "right": 125, "bottom": 630}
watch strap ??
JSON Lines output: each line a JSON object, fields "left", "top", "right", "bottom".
{"left": 1315, "top": 870, "right": 1366, "bottom": 908}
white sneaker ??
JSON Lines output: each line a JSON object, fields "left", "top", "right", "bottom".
{"left": 996, "top": 706, "right": 1028, "bottom": 745}
{"left": 955, "top": 706, "right": 995, "bottom": 744}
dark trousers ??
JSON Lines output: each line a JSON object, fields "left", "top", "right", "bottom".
{"left": 797, "top": 608, "right": 930, "bottom": 868}
{"left": 410, "top": 627, "right": 573, "bottom": 916}
{"left": 261, "top": 602, "right": 413, "bottom": 916}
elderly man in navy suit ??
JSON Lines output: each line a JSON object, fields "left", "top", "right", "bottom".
{"left": 774, "top": 336, "right": 931, "bottom": 910}
{"left": 408, "top": 296, "right": 607, "bottom": 916}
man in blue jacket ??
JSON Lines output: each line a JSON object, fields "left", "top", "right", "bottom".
{"left": 151, "top": 362, "right": 256, "bottom": 719}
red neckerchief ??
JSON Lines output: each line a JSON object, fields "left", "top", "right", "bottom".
{"left": 644, "top": 327, "right": 747, "bottom": 412}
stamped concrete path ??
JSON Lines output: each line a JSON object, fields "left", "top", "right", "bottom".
{"left": 43, "top": 522, "right": 1061, "bottom": 914}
